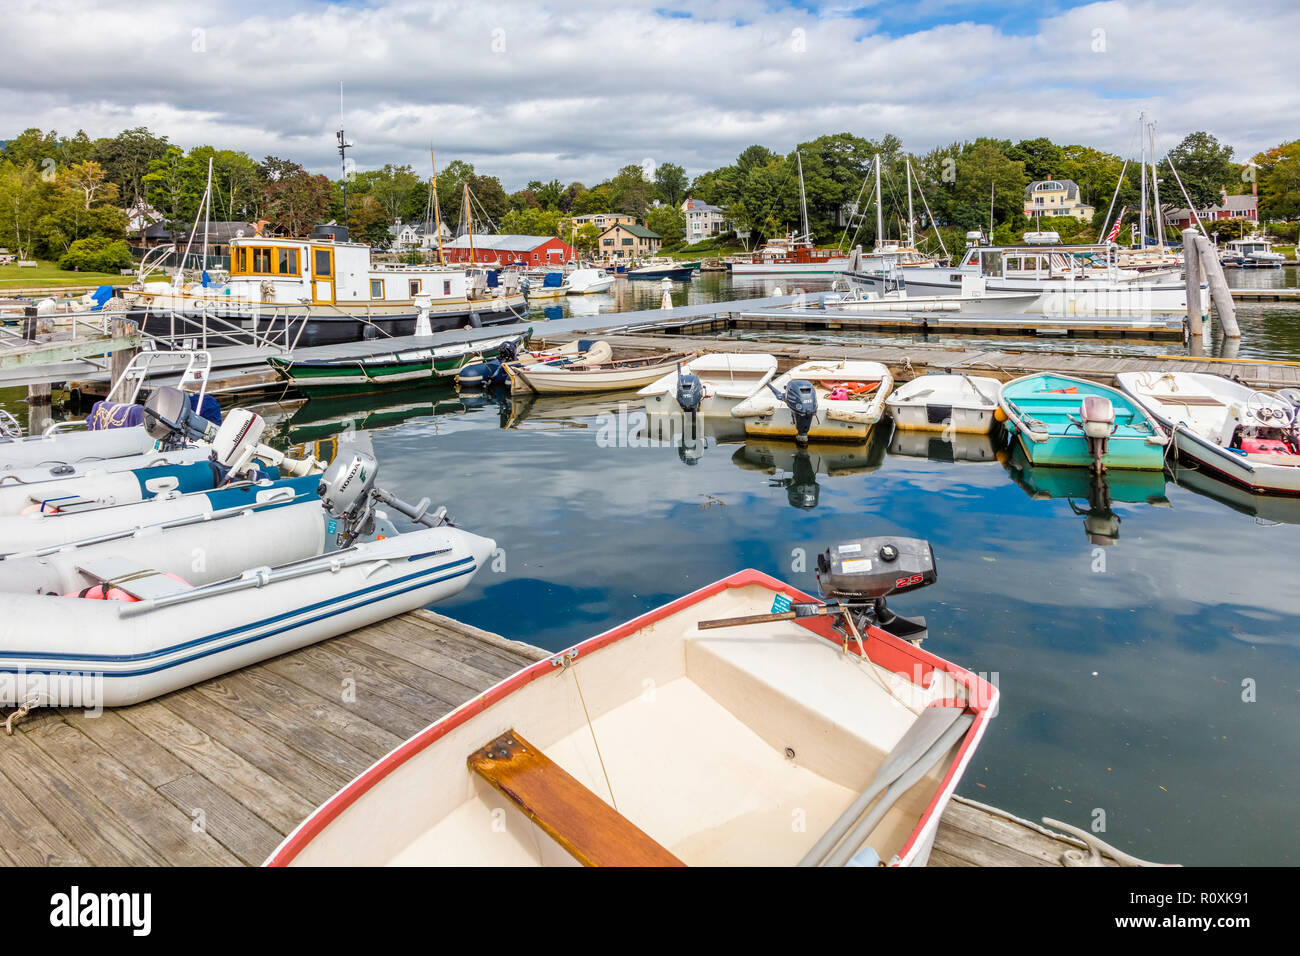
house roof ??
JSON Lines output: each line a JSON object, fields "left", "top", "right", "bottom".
{"left": 601, "top": 223, "right": 661, "bottom": 239}
{"left": 682, "top": 198, "right": 722, "bottom": 214}
{"left": 443, "top": 234, "right": 563, "bottom": 251}
{"left": 1025, "top": 179, "right": 1082, "bottom": 201}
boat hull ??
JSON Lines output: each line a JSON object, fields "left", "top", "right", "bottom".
{"left": 731, "top": 258, "right": 851, "bottom": 276}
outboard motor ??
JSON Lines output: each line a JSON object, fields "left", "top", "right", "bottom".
{"left": 143, "top": 386, "right": 218, "bottom": 450}
{"left": 318, "top": 448, "right": 451, "bottom": 548}
{"left": 772, "top": 379, "right": 818, "bottom": 444}
{"left": 675, "top": 364, "right": 705, "bottom": 418}
{"left": 209, "top": 408, "right": 267, "bottom": 479}
{"left": 816, "top": 536, "right": 936, "bottom": 643}
{"left": 1079, "top": 394, "right": 1116, "bottom": 473}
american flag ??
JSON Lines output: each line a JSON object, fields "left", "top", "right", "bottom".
{"left": 1105, "top": 207, "right": 1127, "bottom": 243}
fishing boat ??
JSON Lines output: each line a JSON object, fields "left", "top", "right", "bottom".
{"left": 731, "top": 360, "right": 893, "bottom": 443}
{"left": 626, "top": 259, "right": 695, "bottom": 281}
{"left": 885, "top": 374, "right": 1002, "bottom": 434}
{"left": 458, "top": 339, "right": 611, "bottom": 390}
{"left": 509, "top": 351, "right": 695, "bottom": 395}
{"left": 564, "top": 268, "right": 615, "bottom": 295}
{"left": 266, "top": 538, "right": 997, "bottom": 867}
{"left": 730, "top": 154, "right": 851, "bottom": 277}
{"left": 1116, "top": 370, "right": 1300, "bottom": 494}
{"left": 638, "top": 353, "right": 778, "bottom": 418}
{"left": 267, "top": 330, "right": 532, "bottom": 397}
{"left": 998, "top": 373, "right": 1167, "bottom": 471}
{"left": 1219, "top": 235, "right": 1286, "bottom": 269}
{"left": 0, "top": 449, "right": 495, "bottom": 709}
{"left": 819, "top": 283, "right": 1039, "bottom": 316}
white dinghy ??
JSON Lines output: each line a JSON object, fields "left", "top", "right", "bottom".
{"left": 0, "top": 350, "right": 214, "bottom": 471}
{"left": 0, "top": 449, "right": 495, "bottom": 710}
{"left": 885, "top": 374, "right": 1002, "bottom": 435}
{"left": 1117, "top": 371, "right": 1300, "bottom": 495}
{"left": 637, "top": 353, "right": 778, "bottom": 418}
{"left": 564, "top": 268, "right": 615, "bottom": 295}
{"left": 731, "top": 359, "right": 893, "bottom": 443}
{"left": 268, "top": 537, "right": 995, "bottom": 867}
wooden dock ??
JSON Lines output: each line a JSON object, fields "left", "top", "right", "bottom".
{"left": 0, "top": 609, "right": 1118, "bottom": 868}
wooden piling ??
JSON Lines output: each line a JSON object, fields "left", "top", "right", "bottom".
{"left": 1194, "top": 234, "right": 1241, "bottom": 338}
{"left": 1182, "top": 228, "right": 1203, "bottom": 339}
{"left": 107, "top": 317, "right": 139, "bottom": 402}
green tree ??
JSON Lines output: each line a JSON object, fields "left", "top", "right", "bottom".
{"left": 1162, "top": 132, "right": 1235, "bottom": 211}
{"left": 143, "top": 146, "right": 205, "bottom": 224}
{"left": 91, "top": 127, "right": 171, "bottom": 208}
{"left": 1252, "top": 140, "right": 1300, "bottom": 221}
{"left": 0, "top": 160, "right": 50, "bottom": 258}
{"left": 573, "top": 222, "right": 600, "bottom": 255}
{"left": 58, "top": 236, "right": 134, "bottom": 272}
{"left": 653, "top": 162, "right": 688, "bottom": 209}
{"left": 1007, "top": 138, "right": 1065, "bottom": 182}
{"left": 260, "top": 156, "right": 332, "bottom": 236}
{"left": 608, "top": 164, "right": 653, "bottom": 218}
{"left": 646, "top": 205, "right": 685, "bottom": 243}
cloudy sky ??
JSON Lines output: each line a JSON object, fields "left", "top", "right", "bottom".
{"left": 4, "top": 0, "right": 1298, "bottom": 188}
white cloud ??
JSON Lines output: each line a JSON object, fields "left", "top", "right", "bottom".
{"left": 2, "top": 0, "right": 1297, "bottom": 187}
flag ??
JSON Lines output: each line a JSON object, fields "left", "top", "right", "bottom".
{"left": 1105, "top": 207, "right": 1127, "bottom": 243}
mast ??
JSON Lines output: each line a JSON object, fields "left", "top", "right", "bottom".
{"left": 796, "top": 152, "right": 810, "bottom": 242}
{"left": 874, "top": 153, "right": 883, "bottom": 251}
{"left": 906, "top": 158, "right": 916, "bottom": 248}
{"left": 465, "top": 183, "right": 474, "bottom": 265}
{"left": 1148, "top": 120, "right": 1164, "bottom": 252}
{"left": 429, "top": 145, "right": 445, "bottom": 266}
{"left": 989, "top": 180, "right": 995, "bottom": 238}
{"left": 1138, "top": 111, "right": 1147, "bottom": 250}
{"left": 336, "top": 82, "right": 353, "bottom": 225}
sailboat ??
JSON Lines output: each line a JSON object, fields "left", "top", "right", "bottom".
{"left": 1107, "top": 114, "right": 1183, "bottom": 274}
{"left": 730, "top": 153, "right": 851, "bottom": 276}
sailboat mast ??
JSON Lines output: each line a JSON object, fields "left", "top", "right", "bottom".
{"left": 465, "top": 183, "right": 474, "bottom": 265}
{"left": 337, "top": 82, "right": 352, "bottom": 224}
{"left": 429, "top": 145, "right": 445, "bottom": 266}
{"left": 1148, "top": 121, "right": 1164, "bottom": 252}
{"left": 989, "top": 181, "right": 995, "bottom": 237}
{"left": 906, "top": 159, "right": 916, "bottom": 248}
{"left": 874, "top": 153, "right": 883, "bottom": 250}
{"left": 1138, "top": 112, "right": 1147, "bottom": 250}
{"left": 202, "top": 157, "right": 212, "bottom": 276}
{"left": 796, "top": 152, "right": 810, "bottom": 242}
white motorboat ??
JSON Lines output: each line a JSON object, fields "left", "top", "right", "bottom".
{"left": 0, "top": 449, "right": 495, "bottom": 709}
{"left": 638, "top": 353, "right": 778, "bottom": 417}
{"left": 885, "top": 374, "right": 1002, "bottom": 435}
{"left": 1116, "top": 370, "right": 1300, "bottom": 495}
{"left": 731, "top": 360, "right": 893, "bottom": 443}
{"left": 267, "top": 538, "right": 997, "bottom": 867}
{"left": 565, "top": 268, "right": 615, "bottom": 295}
{"left": 820, "top": 284, "right": 1039, "bottom": 316}
{"left": 1220, "top": 235, "right": 1286, "bottom": 269}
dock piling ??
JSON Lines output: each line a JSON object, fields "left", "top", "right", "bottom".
{"left": 1194, "top": 234, "right": 1241, "bottom": 338}
{"left": 1182, "top": 228, "right": 1204, "bottom": 342}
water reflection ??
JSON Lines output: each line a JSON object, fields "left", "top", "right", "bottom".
{"left": 1002, "top": 442, "right": 1169, "bottom": 544}
{"left": 888, "top": 427, "right": 999, "bottom": 463}
{"left": 1171, "top": 462, "right": 1300, "bottom": 525}
{"left": 731, "top": 431, "right": 888, "bottom": 510}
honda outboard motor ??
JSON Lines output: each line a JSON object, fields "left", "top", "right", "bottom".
{"left": 675, "top": 364, "right": 704, "bottom": 417}
{"left": 318, "top": 449, "right": 450, "bottom": 548}
{"left": 143, "top": 386, "right": 218, "bottom": 450}
{"left": 773, "top": 379, "right": 818, "bottom": 444}
{"left": 816, "top": 536, "right": 936, "bottom": 643}
{"left": 1079, "top": 394, "right": 1115, "bottom": 473}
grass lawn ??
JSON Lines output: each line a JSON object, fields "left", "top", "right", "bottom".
{"left": 0, "top": 259, "right": 129, "bottom": 290}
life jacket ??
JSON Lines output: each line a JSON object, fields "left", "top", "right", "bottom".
{"left": 824, "top": 381, "right": 880, "bottom": 401}
{"left": 68, "top": 572, "right": 189, "bottom": 603}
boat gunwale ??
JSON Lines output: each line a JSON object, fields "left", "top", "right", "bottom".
{"left": 265, "top": 567, "right": 997, "bottom": 867}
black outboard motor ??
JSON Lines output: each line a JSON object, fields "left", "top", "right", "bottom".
{"left": 772, "top": 379, "right": 818, "bottom": 444}
{"left": 675, "top": 364, "right": 704, "bottom": 417}
{"left": 142, "top": 386, "right": 218, "bottom": 450}
{"left": 816, "top": 536, "right": 936, "bottom": 643}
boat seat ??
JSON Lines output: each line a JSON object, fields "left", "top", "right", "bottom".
{"left": 468, "top": 730, "right": 685, "bottom": 867}
{"left": 1147, "top": 394, "right": 1225, "bottom": 407}
{"left": 74, "top": 556, "right": 192, "bottom": 601}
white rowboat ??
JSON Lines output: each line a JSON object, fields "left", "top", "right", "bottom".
{"left": 885, "top": 374, "right": 1002, "bottom": 435}
{"left": 638, "top": 353, "right": 778, "bottom": 417}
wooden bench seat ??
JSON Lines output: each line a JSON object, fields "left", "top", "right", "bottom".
{"left": 468, "top": 730, "right": 685, "bottom": 867}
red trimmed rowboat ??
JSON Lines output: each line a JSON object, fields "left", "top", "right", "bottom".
{"left": 268, "top": 544, "right": 996, "bottom": 867}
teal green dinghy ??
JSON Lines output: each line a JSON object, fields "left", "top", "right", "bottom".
{"left": 998, "top": 373, "right": 1168, "bottom": 471}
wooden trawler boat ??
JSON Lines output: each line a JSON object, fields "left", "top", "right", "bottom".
{"left": 731, "top": 154, "right": 851, "bottom": 277}
{"left": 128, "top": 224, "right": 527, "bottom": 348}
{"left": 267, "top": 537, "right": 997, "bottom": 867}
{"left": 638, "top": 353, "right": 778, "bottom": 418}
{"left": 1116, "top": 371, "right": 1300, "bottom": 495}
{"left": 509, "top": 350, "right": 696, "bottom": 395}
{"left": 999, "top": 373, "right": 1167, "bottom": 472}
{"left": 267, "top": 330, "right": 532, "bottom": 397}
{"left": 731, "top": 360, "right": 893, "bottom": 443}
{"left": 0, "top": 449, "right": 494, "bottom": 709}
{"left": 886, "top": 374, "right": 1002, "bottom": 435}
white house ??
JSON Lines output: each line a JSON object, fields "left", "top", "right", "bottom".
{"left": 1023, "top": 180, "right": 1095, "bottom": 221}
{"left": 681, "top": 197, "right": 726, "bottom": 244}
{"left": 388, "top": 219, "right": 453, "bottom": 252}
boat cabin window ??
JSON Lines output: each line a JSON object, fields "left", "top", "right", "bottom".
{"left": 252, "top": 247, "right": 272, "bottom": 273}
{"left": 1006, "top": 255, "right": 1044, "bottom": 274}
{"left": 371, "top": 279, "right": 384, "bottom": 298}
{"left": 443, "top": 280, "right": 452, "bottom": 295}
{"left": 979, "top": 251, "right": 1003, "bottom": 276}
{"left": 409, "top": 279, "right": 421, "bottom": 297}
{"left": 231, "top": 245, "right": 304, "bottom": 277}
{"left": 314, "top": 249, "right": 332, "bottom": 278}
{"left": 277, "top": 248, "right": 298, "bottom": 275}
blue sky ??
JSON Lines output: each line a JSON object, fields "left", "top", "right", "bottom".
{"left": 1, "top": 0, "right": 1297, "bottom": 188}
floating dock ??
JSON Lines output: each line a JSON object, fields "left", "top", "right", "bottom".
{"left": 0, "top": 609, "right": 1120, "bottom": 867}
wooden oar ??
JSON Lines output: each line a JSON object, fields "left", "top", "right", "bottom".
{"left": 697, "top": 601, "right": 833, "bottom": 630}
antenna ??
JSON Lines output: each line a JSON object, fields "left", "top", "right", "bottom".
{"left": 336, "top": 82, "right": 353, "bottom": 223}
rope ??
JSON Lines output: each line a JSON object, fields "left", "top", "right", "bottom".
{"left": 4, "top": 698, "right": 37, "bottom": 736}
{"left": 568, "top": 663, "right": 617, "bottom": 811}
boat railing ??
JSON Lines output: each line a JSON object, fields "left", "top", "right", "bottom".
{"left": 136, "top": 290, "right": 311, "bottom": 355}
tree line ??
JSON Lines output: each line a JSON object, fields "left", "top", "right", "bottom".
{"left": 2, "top": 124, "right": 1297, "bottom": 265}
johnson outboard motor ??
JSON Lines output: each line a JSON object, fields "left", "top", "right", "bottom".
{"left": 318, "top": 449, "right": 450, "bottom": 548}
{"left": 1078, "top": 394, "right": 1116, "bottom": 473}
{"left": 816, "top": 536, "right": 936, "bottom": 643}
{"left": 771, "top": 379, "right": 818, "bottom": 444}
{"left": 675, "top": 364, "right": 704, "bottom": 417}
